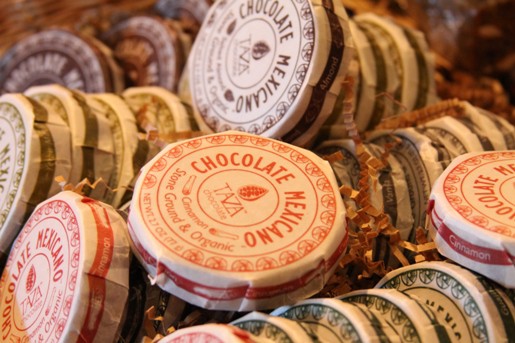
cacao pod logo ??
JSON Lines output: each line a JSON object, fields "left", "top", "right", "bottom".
{"left": 227, "top": 20, "right": 237, "bottom": 35}
{"left": 252, "top": 41, "right": 270, "bottom": 60}
{"left": 26, "top": 265, "right": 36, "bottom": 292}
{"left": 224, "top": 89, "right": 235, "bottom": 102}
{"left": 237, "top": 185, "right": 268, "bottom": 201}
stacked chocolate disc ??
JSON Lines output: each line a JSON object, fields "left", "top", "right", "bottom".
{"left": 102, "top": 15, "right": 192, "bottom": 92}
{"left": 0, "top": 1, "right": 513, "bottom": 341}
{"left": 0, "top": 84, "right": 200, "bottom": 268}
{"left": 157, "top": 260, "right": 514, "bottom": 342}
{"left": 321, "top": 13, "right": 438, "bottom": 140}
{"left": 315, "top": 100, "right": 515, "bottom": 268}
{"left": 0, "top": 191, "right": 131, "bottom": 342}
{"left": 0, "top": 28, "right": 124, "bottom": 94}
{"left": 127, "top": 131, "right": 348, "bottom": 311}
{"left": 428, "top": 151, "right": 515, "bottom": 288}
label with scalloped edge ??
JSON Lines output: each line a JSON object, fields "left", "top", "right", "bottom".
{"left": 0, "top": 29, "right": 109, "bottom": 93}
{"left": 0, "top": 101, "right": 25, "bottom": 232}
{"left": 377, "top": 261, "right": 515, "bottom": 343}
{"left": 429, "top": 151, "right": 515, "bottom": 287}
{"left": 189, "top": 0, "right": 351, "bottom": 145}
{"left": 128, "top": 131, "right": 347, "bottom": 311}
{"left": 0, "top": 198, "right": 80, "bottom": 341}
{"left": 0, "top": 191, "right": 129, "bottom": 342}
{"left": 271, "top": 297, "right": 398, "bottom": 342}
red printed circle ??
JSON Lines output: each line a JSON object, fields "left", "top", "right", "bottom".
{"left": 0, "top": 200, "right": 79, "bottom": 341}
{"left": 134, "top": 132, "right": 343, "bottom": 273}
{"left": 443, "top": 152, "right": 515, "bottom": 235}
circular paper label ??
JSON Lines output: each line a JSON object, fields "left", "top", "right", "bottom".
{"left": 134, "top": 133, "right": 339, "bottom": 272}
{"left": 190, "top": 0, "right": 314, "bottom": 134}
{"left": 0, "top": 199, "right": 80, "bottom": 341}
{"left": 442, "top": 151, "right": 515, "bottom": 236}
{"left": 0, "top": 29, "right": 107, "bottom": 93}
{"left": 0, "top": 103, "right": 26, "bottom": 229}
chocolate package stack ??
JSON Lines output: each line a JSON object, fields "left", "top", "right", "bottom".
{"left": 0, "top": 0, "right": 513, "bottom": 341}
{"left": 0, "top": 94, "right": 72, "bottom": 266}
{"left": 103, "top": 15, "right": 191, "bottom": 92}
{"left": 0, "top": 29, "right": 124, "bottom": 94}
{"left": 187, "top": 0, "right": 355, "bottom": 147}
{"left": 320, "top": 12, "right": 438, "bottom": 141}
{"left": 127, "top": 131, "right": 348, "bottom": 311}
{"left": 0, "top": 82, "right": 176, "bottom": 269}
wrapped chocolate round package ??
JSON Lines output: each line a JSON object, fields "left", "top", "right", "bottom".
{"left": 0, "top": 29, "right": 116, "bottom": 93}
{"left": 128, "top": 131, "right": 348, "bottom": 311}
{"left": 84, "top": 34, "right": 126, "bottom": 94}
{"left": 0, "top": 94, "right": 72, "bottom": 265}
{"left": 356, "top": 13, "right": 437, "bottom": 113}
{"left": 88, "top": 93, "right": 140, "bottom": 208}
{"left": 189, "top": 0, "right": 355, "bottom": 146}
{"left": 25, "top": 85, "right": 115, "bottom": 196}
{"left": 365, "top": 142, "right": 414, "bottom": 242}
{"left": 369, "top": 128, "right": 446, "bottom": 243}
{"left": 427, "top": 151, "right": 515, "bottom": 288}
{"left": 123, "top": 86, "right": 193, "bottom": 137}
{"left": 377, "top": 261, "right": 515, "bottom": 343}
{"left": 271, "top": 298, "right": 400, "bottom": 342}
{"left": 315, "top": 139, "right": 361, "bottom": 191}
{"left": 457, "top": 101, "right": 507, "bottom": 151}
{"left": 338, "top": 288, "right": 453, "bottom": 343}
{"left": 354, "top": 17, "right": 403, "bottom": 127}
{"left": 346, "top": 20, "right": 376, "bottom": 134}
{"left": 421, "top": 115, "right": 485, "bottom": 158}
{"left": 0, "top": 191, "right": 130, "bottom": 342}
{"left": 475, "top": 107, "right": 515, "bottom": 150}
{"left": 104, "top": 16, "right": 187, "bottom": 92}
{"left": 231, "top": 311, "right": 321, "bottom": 342}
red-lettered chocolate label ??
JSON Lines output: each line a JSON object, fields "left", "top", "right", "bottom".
{"left": 443, "top": 151, "right": 515, "bottom": 236}
{"left": 0, "top": 103, "right": 25, "bottom": 230}
{"left": 134, "top": 133, "right": 340, "bottom": 272}
{"left": 0, "top": 200, "right": 80, "bottom": 341}
{"left": 190, "top": 0, "right": 313, "bottom": 134}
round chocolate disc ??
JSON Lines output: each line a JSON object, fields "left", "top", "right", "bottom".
{"left": 0, "top": 29, "right": 113, "bottom": 93}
